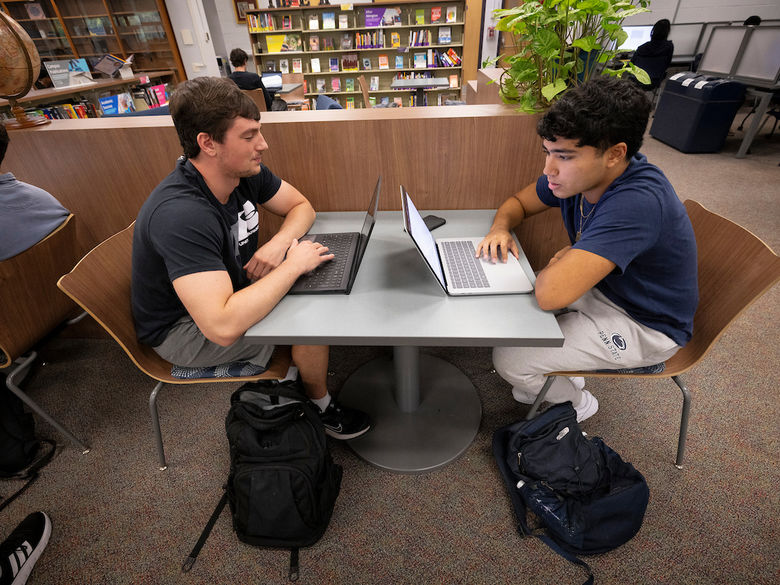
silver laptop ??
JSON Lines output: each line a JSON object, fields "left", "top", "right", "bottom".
{"left": 289, "top": 176, "right": 381, "bottom": 294}
{"left": 400, "top": 185, "right": 533, "bottom": 296}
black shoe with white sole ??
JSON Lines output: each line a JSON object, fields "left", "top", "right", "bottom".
{"left": 0, "top": 511, "right": 51, "bottom": 585}
{"left": 316, "top": 399, "right": 371, "bottom": 440}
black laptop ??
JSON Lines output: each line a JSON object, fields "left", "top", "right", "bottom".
{"left": 289, "top": 176, "right": 381, "bottom": 294}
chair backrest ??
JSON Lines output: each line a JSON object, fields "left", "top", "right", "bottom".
{"left": 664, "top": 200, "right": 780, "bottom": 373}
{"left": 243, "top": 88, "right": 268, "bottom": 112}
{"left": 57, "top": 222, "right": 181, "bottom": 382}
{"left": 357, "top": 75, "right": 371, "bottom": 108}
{"left": 0, "top": 214, "right": 80, "bottom": 367}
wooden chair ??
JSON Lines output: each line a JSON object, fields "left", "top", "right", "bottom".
{"left": 0, "top": 214, "right": 90, "bottom": 454}
{"left": 526, "top": 200, "right": 780, "bottom": 468}
{"left": 357, "top": 75, "right": 371, "bottom": 108}
{"left": 243, "top": 88, "right": 268, "bottom": 112}
{"left": 57, "top": 223, "right": 292, "bottom": 470}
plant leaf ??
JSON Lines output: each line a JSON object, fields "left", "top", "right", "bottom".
{"left": 541, "top": 78, "right": 567, "bottom": 101}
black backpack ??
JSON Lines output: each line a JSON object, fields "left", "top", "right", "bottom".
{"left": 183, "top": 379, "right": 343, "bottom": 581}
{"left": 493, "top": 402, "right": 649, "bottom": 585}
{"left": 0, "top": 381, "right": 56, "bottom": 511}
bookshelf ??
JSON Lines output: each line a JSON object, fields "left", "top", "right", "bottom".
{"left": 0, "top": 0, "right": 185, "bottom": 84}
{"left": 245, "top": 1, "right": 466, "bottom": 108}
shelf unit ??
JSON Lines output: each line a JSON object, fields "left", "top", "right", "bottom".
{"left": 0, "top": 0, "right": 185, "bottom": 84}
{"left": 245, "top": 1, "right": 465, "bottom": 108}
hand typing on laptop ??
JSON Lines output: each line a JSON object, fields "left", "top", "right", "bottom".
{"left": 476, "top": 227, "right": 520, "bottom": 264}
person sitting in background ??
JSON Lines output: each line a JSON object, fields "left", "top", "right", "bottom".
{"left": 227, "top": 48, "right": 272, "bottom": 111}
{"left": 630, "top": 19, "right": 674, "bottom": 90}
{"left": 0, "top": 125, "right": 69, "bottom": 261}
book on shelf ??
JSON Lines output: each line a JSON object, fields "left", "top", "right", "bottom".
{"left": 393, "top": 97, "right": 403, "bottom": 107}
{"left": 362, "top": 57, "right": 371, "bottom": 70}
{"left": 415, "top": 9, "right": 425, "bottom": 25}
{"left": 44, "top": 58, "right": 95, "bottom": 89}
{"left": 446, "top": 6, "right": 457, "bottom": 23}
{"left": 431, "top": 6, "right": 442, "bottom": 23}
{"left": 292, "top": 58, "right": 303, "bottom": 74}
{"left": 303, "top": 79, "right": 308, "bottom": 94}
{"left": 316, "top": 78, "right": 326, "bottom": 92}
{"left": 345, "top": 97, "right": 355, "bottom": 109}
{"left": 364, "top": 7, "right": 402, "bottom": 27}
{"left": 395, "top": 55, "right": 404, "bottom": 69}
{"left": 322, "top": 37, "right": 334, "bottom": 51}
{"left": 414, "top": 53, "right": 427, "bottom": 69}
{"left": 378, "top": 54, "right": 389, "bottom": 70}
{"left": 331, "top": 77, "right": 341, "bottom": 92}
{"left": 340, "top": 33, "right": 353, "bottom": 50}
{"left": 369, "top": 75, "right": 379, "bottom": 91}
{"left": 310, "top": 57, "right": 321, "bottom": 73}
{"left": 438, "top": 26, "right": 451, "bottom": 44}
{"left": 266, "top": 34, "right": 301, "bottom": 53}
{"left": 25, "top": 2, "right": 46, "bottom": 19}
{"left": 283, "top": 15, "right": 292, "bottom": 30}
{"left": 338, "top": 14, "right": 349, "bottom": 29}
{"left": 449, "top": 74, "right": 458, "bottom": 88}
{"left": 309, "top": 35, "right": 320, "bottom": 51}
{"left": 279, "top": 59, "right": 289, "bottom": 74}
{"left": 345, "top": 78, "right": 355, "bottom": 92}
{"left": 98, "top": 91, "right": 135, "bottom": 116}
{"left": 308, "top": 14, "right": 319, "bottom": 30}
{"left": 329, "top": 57, "right": 340, "bottom": 72}
{"left": 369, "top": 96, "right": 377, "bottom": 106}
{"left": 265, "top": 59, "right": 276, "bottom": 71}
{"left": 322, "top": 12, "right": 336, "bottom": 30}
{"left": 341, "top": 53, "right": 359, "bottom": 71}
{"left": 390, "top": 32, "right": 400, "bottom": 47}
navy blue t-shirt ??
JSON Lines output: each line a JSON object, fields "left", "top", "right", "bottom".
{"left": 536, "top": 153, "right": 698, "bottom": 346}
{"left": 131, "top": 158, "right": 282, "bottom": 346}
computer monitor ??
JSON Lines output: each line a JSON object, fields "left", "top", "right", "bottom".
{"left": 669, "top": 23, "right": 704, "bottom": 58}
{"left": 620, "top": 25, "right": 653, "bottom": 52}
{"left": 697, "top": 21, "right": 731, "bottom": 56}
{"left": 697, "top": 26, "right": 749, "bottom": 77}
{"left": 261, "top": 71, "right": 283, "bottom": 91}
{"left": 732, "top": 26, "right": 780, "bottom": 87}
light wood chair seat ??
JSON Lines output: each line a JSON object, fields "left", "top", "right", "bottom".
{"left": 0, "top": 214, "right": 90, "bottom": 453}
{"left": 243, "top": 88, "right": 268, "bottom": 112}
{"left": 57, "top": 222, "right": 291, "bottom": 470}
{"left": 525, "top": 200, "right": 780, "bottom": 468}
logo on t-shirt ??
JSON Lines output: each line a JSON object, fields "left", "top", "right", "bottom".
{"left": 611, "top": 333, "right": 627, "bottom": 351}
{"left": 237, "top": 201, "right": 259, "bottom": 245}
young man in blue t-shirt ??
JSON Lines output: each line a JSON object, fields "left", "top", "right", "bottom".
{"left": 132, "top": 77, "right": 369, "bottom": 439}
{"left": 477, "top": 76, "right": 698, "bottom": 422}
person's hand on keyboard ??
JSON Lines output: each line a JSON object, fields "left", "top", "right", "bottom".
{"left": 476, "top": 229, "right": 519, "bottom": 263}
{"left": 284, "top": 239, "right": 335, "bottom": 276}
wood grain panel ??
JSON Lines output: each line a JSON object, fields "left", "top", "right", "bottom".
{"left": 4, "top": 106, "right": 545, "bottom": 250}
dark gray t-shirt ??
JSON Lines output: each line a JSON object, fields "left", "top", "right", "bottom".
{"left": 131, "top": 158, "right": 281, "bottom": 346}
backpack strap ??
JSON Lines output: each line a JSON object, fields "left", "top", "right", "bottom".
{"left": 0, "top": 439, "right": 57, "bottom": 513}
{"left": 289, "top": 548, "right": 299, "bottom": 581}
{"left": 182, "top": 491, "right": 228, "bottom": 572}
{"left": 537, "top": 534, "right": 594, "bottom": 585}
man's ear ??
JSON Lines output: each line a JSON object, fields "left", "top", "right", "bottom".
{"left": 605, "top": 142, "right": 628, "bottom": 167}
{"left": 197, "top": 132, "right": 217, "bottom": 157}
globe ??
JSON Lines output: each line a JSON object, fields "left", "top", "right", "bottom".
{"left": 0, "top": 11, "right": 49, "bottom": 128}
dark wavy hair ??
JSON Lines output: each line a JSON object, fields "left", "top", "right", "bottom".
{"left": 229, "top": 47, "right": 249, "bottom": 68}
{"left": 169, "top": 76, "right": 259, "bottom": 159}
{"left": 536, "top": 76, "right": 651, "bottom": 159}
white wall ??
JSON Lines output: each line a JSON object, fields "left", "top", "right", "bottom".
{"left": 163, "top": 0, "right": 219, "bottom": 78}
{"left": 624, "top": 0, "right": 780, "bottom": 25}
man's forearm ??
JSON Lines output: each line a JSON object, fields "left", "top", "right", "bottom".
{"left": 271, "top": 201, "right": 316, "bottom": 247}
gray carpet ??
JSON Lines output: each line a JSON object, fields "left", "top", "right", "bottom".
{"left": 2, "top": 109, "right": 778, "bottom": 585}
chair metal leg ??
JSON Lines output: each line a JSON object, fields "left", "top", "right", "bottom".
{"left": 671, "top": 375, "right": 691, "bottom": 470}
{"left": 5, "top": 351, "right": 90, "bottom": 454}
{"left": 525, "top": 376, "right": 555, "bottom": 420}
{"left": 149, "top": 381, "right": 167, "bottom": 470}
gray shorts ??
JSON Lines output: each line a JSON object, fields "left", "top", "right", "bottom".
{"left": 153, "top": 315, "right": 274, "bottom": 369}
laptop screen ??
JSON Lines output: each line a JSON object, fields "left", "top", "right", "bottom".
{"left": 401, "top": 186, "right": 446, "bottom": 286}
{"left": 354, "top": 176, "right": 382, "bottom": 268}
{"left": 261, "top": 71, "right": 283, "bottom": 91}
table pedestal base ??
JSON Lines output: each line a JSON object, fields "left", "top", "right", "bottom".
{"left": 339, "top": 350, "right": 481, "bottom": 474}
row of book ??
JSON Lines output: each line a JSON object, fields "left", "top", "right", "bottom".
{"left": 262, "top": 29, "right": 457, "bottom": 53}
{"left": 21, "top": 100, "right": 99, "bottom": 120}
{"left": 305, "top": 73, "right": 457, "bottom": 95}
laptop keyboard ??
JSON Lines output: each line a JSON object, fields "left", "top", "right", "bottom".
{"left": 297, "top": 232, "right": 355, "bottom": 289}
{"left": 440, "top": 240, "right": 489, "bottom": 289}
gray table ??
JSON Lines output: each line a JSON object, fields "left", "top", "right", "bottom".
{"left": 246, "top": 210, "right": 564, "bottom": 473}
{"left": 390, "top": 77, "right": 451, "bottom": 106}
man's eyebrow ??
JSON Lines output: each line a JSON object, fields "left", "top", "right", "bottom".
{"left": 543, "top": 146, "right": 578, "bottom": 154}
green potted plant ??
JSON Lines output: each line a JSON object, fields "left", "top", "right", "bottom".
{"left": 485, "top": 0, "right": 652, "bottom": 113}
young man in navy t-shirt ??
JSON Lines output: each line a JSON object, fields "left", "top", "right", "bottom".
{"left": 132, "top": 77, "right": 369, "bottom": 439}
{"left": 477, "top": 76, "right": 698, "bottom": 422}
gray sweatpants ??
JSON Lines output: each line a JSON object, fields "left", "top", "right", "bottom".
{"left": 153, "top": 315, "right": 275, "bottom": 369}
{"left": 493, "top": 288, "right": 680, "bottom": 406}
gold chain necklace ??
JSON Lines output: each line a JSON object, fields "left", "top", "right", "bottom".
{"left": 576, "top": 195, "right": 596, "bottom": 242}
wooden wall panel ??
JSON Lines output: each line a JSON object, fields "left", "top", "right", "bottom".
{"left": 4, "top": 105, "right": 545, "bottom": 250}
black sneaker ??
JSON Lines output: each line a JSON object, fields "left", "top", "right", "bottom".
{"left": 0, "top": 512, "right": 51, "bottom": 585}
{"left": 317, "top": 399, "right": 371, "bottom": 440}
